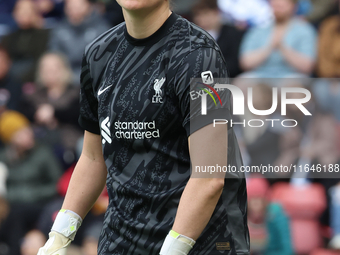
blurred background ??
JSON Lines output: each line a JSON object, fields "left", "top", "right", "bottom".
{"left": 1, "top": 0, "right": 340, "bottom": 254}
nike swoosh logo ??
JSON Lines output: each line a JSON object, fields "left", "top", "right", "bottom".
{"left": 98, "top": 85, "right": 113, "bottom": 96}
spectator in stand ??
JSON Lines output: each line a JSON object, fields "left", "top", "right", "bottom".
{"left": 239, "top": 0, "right": 317, "bottom": 78}
{"left": 19, "top": 52, "right": 82, "bottom": 163}
{"left": 0, "top": 110, "right": 62, "bottom": 255}
{"left": 49, "top": 0, "right": 110, "bottom": 83}
{"left": 242, "top": 83, "right": 282, "bottom": 173}
{"left": 0, "top": 47, "right": 22, "bottom": 111}
{"left": 247, "top": 177, "right": 294, "bottom": 255}
{"left": 273, "top": 81, "right": 316, "bottom": 181}
{"left": 33, "top": 0, "right": 65, "bottom": 28}
{"left": 317, "top": 1, "right": 340, "bottom": 78}
{"left": 191, "top": 0, "right": 245, "bottom": 78}
{"left": 0, "top": 0, "right": 49, "bottom": 83}
{"left": 308, "top": 81, "right": 340, "bottom": 250}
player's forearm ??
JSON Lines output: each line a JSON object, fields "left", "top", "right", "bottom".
{"left": 172, "top": 178, "right": 224, "bottom": 240}
{"left": 61, "top": 153, "right": 107, "bottom": 219}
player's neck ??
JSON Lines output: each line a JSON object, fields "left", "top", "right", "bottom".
{"left": 123, "top": 6, "right": 172, "bottom": 39}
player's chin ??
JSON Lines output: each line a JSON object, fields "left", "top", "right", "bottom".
{"left": 117, "top": 0, "right": 146, "bottom": 11}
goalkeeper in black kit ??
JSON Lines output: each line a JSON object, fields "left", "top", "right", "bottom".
{"left": 38, "top": 0, "right": 249, "bottom": 254}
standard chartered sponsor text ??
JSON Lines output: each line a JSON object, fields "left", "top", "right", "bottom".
{"left": 114, "top": 120, "right": 160, "bottom": 139}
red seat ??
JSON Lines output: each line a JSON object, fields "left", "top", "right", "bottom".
{"left": 270, "top": 182, "right": 327, "bottom": 254}
{"left": 271, "top": 182, "right": 326, "bottom": 219}
{"left": 291, "top": 219, "right": 324, "bottom": 254}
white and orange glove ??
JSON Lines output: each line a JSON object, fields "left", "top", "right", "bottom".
{"left": 37, "top": 209, "right": 82, "bottom": 255}
{"left": 160, "top": 230, "right": 196, "bottom": 255}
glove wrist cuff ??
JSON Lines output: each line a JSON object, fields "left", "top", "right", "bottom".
{"left": 160, "top": 230, "right": 195, "bottom": 255}
{"left": 51, "top": 209, "right": 82, "bottom": 241}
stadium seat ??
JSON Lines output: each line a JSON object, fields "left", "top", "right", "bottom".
{"left": 271, "top": 182, "right": 327, "bottom": 254}
{"left": 271, "top": 182, "right": 326, "bottom": 218}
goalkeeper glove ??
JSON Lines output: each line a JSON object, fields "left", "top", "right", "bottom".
{"left": 37, "top": 209, "right": 82, "bottom": 255}
{"left": 160, "top": 230, "right": 196, "bottom": 255}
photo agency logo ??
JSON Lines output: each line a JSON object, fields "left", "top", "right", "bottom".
{"left": 192, "top": 75, "right": 312, "bottom": 128}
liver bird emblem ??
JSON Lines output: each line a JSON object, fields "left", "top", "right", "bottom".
{"left": 153, "top": 77, "right": 166, "bottom": 97}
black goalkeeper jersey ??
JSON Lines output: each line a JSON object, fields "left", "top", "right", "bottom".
{"left": 79, "top": 13, "right": 249, "bottom": 255}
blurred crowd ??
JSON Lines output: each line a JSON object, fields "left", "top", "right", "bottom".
{"left": 0, "top": 0, "right": 340, "bottom": 254}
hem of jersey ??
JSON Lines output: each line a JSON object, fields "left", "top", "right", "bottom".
{"left": 183, "top": 108, "right": 232, "bottom": 137}
{"left": 78, "top": 115, "right": 100, "bottom": 135}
